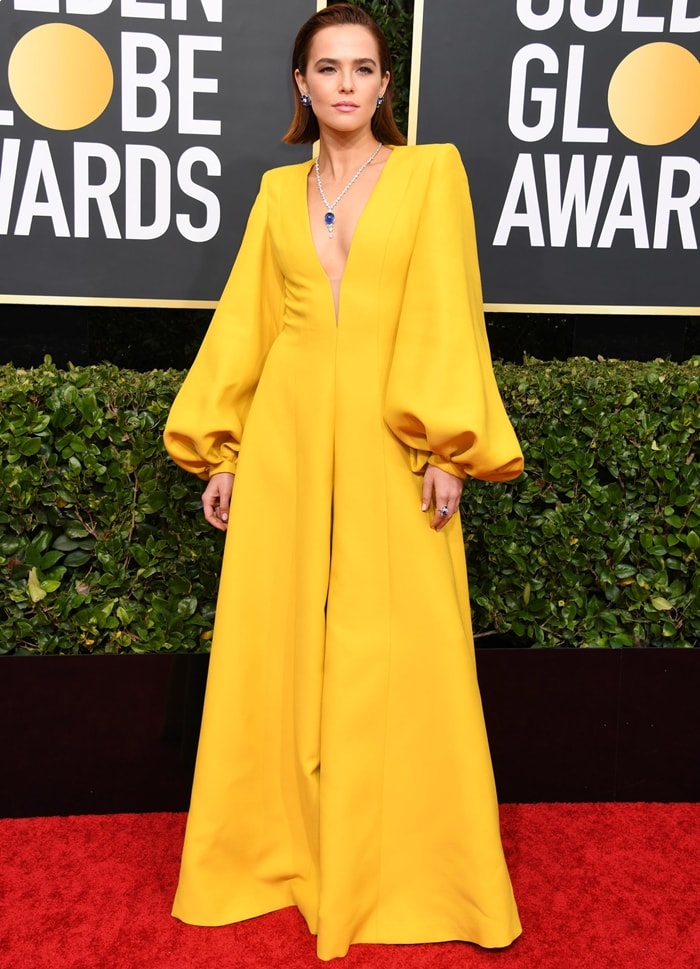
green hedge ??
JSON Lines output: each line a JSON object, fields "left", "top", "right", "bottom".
{"left": 1, "top": 358, "right": 698, "bottom": 654}
{"left": 0, "top": 362, "right": 222, "bottom": 655}
{"left": 467, "top": 356, "right": 699, "bottom": 648}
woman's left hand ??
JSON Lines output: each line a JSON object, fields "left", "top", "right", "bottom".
{"left": 421, "top": 464, "right": 464, "bottom": 532}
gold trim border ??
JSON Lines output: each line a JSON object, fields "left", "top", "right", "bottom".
{"left": 3, "top": 294, "right": 697, "bottom": 315}
{"left": 407, "top": 0, "right": 425, "bottom": 146}
{"left": 313, "top": 0, "right": 327, "bottom": 160}
{"left": 484, "top": 303, "right": 700, "bottom": 317}
{"left": 0, "top": 294, "right": 218, "bottom": 309}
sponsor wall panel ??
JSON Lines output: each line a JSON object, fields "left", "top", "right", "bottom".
{"left": 0, "top": 0, "right": 315, "bottom": 305}
{"left": 412, "top": 0, "right": 700, "bottom": 312}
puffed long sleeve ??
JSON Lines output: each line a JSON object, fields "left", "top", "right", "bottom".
{"left": 164, "top": 173, "right": 284, "bottom": 478}
{"left": 384, "top": 144, "right": 523, "bottom": 482}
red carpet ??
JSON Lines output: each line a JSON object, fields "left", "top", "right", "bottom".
{"left": 0, "top": 804, "right": 698, "bottom": 969}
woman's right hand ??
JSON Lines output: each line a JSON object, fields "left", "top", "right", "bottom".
{"left": 202, "top": 472, "right": 234, "bottom": 531}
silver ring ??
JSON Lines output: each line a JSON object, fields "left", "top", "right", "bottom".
{"left": 440, "top": 505, "right": 449, "bottom": 517}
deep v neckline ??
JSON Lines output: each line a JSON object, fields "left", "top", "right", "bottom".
{"left": 303, "top": 147, "right": 395, "bottom": 322}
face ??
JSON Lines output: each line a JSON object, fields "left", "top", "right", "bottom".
{"left": 296, "top": 25, "right": 390, "bottom": 137}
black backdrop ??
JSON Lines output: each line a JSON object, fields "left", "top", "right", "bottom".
{"left": 0, "top": 0, "right": 312, "bottom": 304}
{"left": 414, "top": 0, "right": 700, "bottom": 313}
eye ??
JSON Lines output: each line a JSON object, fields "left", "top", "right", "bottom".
{"left": 319, "top": 66, "right": 335, "bottom": 74}
{"left": 357, "top": 66, "right": 374, "bottom": 74}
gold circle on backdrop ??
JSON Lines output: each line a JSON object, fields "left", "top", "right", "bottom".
{"left": 8, "top": 23, "right": 113, "bottom": 131}
{"left": 608, "top": 43, "right": 700, "bottom": 146}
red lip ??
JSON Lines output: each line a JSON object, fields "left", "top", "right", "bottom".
{"left": 333, "top": 102, "right": 359, "bottom": 108}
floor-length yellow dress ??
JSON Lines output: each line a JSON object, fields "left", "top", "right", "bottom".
{"left": 164, "top": 143, "right": 524, "bottom": 961}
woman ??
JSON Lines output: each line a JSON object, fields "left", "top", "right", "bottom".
{"left": 164, "top": 3, "right": 523, "bottom": 960}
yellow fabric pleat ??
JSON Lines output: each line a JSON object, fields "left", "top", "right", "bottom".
{"left": 164, "top": 144, "right": 524, "bottom": 961}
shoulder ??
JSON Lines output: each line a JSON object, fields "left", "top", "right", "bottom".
{"left": 389, "top": 144, "right": 468, "bottom": 193}
{"left": 389, "top": 144, "right": 470, "bottom": 203}
{"left": 260, "top": 158, "right": 311, "bottom": 189}
{"left": 390, "top": 142, "right": 464, "bottom": 172}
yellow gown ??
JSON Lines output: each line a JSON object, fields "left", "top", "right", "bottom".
{"left": 164, "top": 143, "right": 524, "bottom": 961}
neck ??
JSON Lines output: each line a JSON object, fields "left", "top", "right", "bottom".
{"left": 316, "top": 129, "right": 382, "bottom": 180}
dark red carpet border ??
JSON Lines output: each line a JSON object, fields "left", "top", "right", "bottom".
{"left": 1, "top": 804, "right": 698, "bottom": 969}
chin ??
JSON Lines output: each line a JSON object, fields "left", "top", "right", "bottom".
{"left": 322, "top": 115, "right": 373, "bottom": 135}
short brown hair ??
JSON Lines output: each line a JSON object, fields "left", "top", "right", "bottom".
{"left": 282, "top": 3, "right": 406, "bottom": 146}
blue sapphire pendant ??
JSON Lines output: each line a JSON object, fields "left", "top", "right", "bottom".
{"left": 324, "top": 211, "right": 335, "bottom": 238}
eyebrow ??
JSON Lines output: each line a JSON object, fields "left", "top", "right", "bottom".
{"left": 313, "top": 57, "right": 378, "bottom": 68}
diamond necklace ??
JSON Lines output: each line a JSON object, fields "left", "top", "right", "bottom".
{"left": 315, "top": 142, "right": 383, "bottom": 240}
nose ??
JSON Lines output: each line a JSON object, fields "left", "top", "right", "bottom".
{"left": 338, "top": 69, "right": 354, "bottom": 93}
